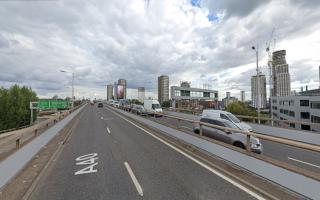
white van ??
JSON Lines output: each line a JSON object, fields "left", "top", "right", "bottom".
{"left": 144, "top": 100, "right": 163, "bottom": 114}
{"left": 201, "top": 109, "right": 252, "bottom": 132}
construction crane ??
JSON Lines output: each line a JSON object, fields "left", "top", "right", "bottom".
{"left": 266, "top": 27, "right": 276, "bottom": 120}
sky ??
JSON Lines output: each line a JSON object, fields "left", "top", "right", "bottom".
{"left": 0, "top": 0, "right": 320, "bottom": 100}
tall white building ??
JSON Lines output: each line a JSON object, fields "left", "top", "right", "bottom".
{"left": 138, "top": 87, "right": 145, "bottom": 103}
{"left": 241, "top": 91, "right": 245, "bottom": 102}
{"left": 158, "top": 75, "right": 169, "bottom": 104}
{"left": 107, "top": 85, "right": 113, "bottom": 100}
{"left": 251, "top": 74, "right": 267, "bottom": 108}
{"left": 272, "top": 50, "right": 291, "bottom": 96}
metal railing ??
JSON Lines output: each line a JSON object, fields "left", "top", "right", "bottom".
{"left": 0, "top": 103, "right": 86, "bottom": 156}
{"left": 165, "top": 107, "right": 320, "bottom": 130}
{"left": 109, "top": 105, "right": 320, "bottom": 180}
{"left": 113, "top": 106, "right": 320, "bottom": 153}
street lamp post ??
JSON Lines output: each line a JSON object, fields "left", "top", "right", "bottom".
{"left": 60, "top": 70, "right": 75, "bottom": 108}
{"left": 252, "top": 46, "right": 261, "bottom": 124}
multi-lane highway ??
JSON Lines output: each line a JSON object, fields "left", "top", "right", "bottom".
{"left": 28, "top": 105, "right": 263, "bottom": 200}
{"left": 153, "top": 111, "right": 320, "bottom": 174}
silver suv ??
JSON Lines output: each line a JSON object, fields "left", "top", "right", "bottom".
{"left": 193, "top": 117, "right": 262, "bottom": 154}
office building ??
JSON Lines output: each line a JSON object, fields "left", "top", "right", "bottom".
{"left": 158, "top": 75, "right": 169, "bottom": 104}
{"left": 138, "top": 87, "right": 145, "bottom": 103}
{"left": 241, "top": 91, "right": 245, "bottom": 102}
{"left": 113, "top": 82, "right": 118, "bottom": 100}
{"left": 221, "top": 92, "right": 237, "bottom": 109}
{"left": 251, "top": 74, "right": 267, "bottom": 108}
{"left": 271, "top": 92, "right": 320, "bottom": 132}
{"left": 107, "top": 85, "right": 113, "bottom": 100}
{"left": 118, "top": 79, "right": 127, "bottom": 99}
{"left": 171, "top": 82, "right": 218, "bottom": 109}
{"left": 272, "top": 50, "right": 291, "bottom": 96}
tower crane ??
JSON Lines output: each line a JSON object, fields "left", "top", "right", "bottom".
{"left": 266, "top": 28, "right": 276, "bottom": 120}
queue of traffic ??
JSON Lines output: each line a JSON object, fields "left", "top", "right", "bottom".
{"left": 102, "top": 99, "right": 263, "bottom": 154}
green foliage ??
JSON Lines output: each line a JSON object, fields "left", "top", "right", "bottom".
{"left": 161, "top": 100, "right": 171, "bottom": 108}
{"left": 128, "top": 99, "right": 143, "bottom": 105}
{"left": 226, "top": 101, "right": 257, "bottom": 117}
{"left": 0, "top": 85, "right": 38, "bottom": 131}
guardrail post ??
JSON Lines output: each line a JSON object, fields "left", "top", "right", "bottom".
{"left": 199, "top": 124, "right": 203, "bottom": 136}
{"left": 246, "top": 134, "right": 250, "bottom": 152}
{"left": 177, "top": 119, "right": 181, "bottom": 129}
{"left": 16, "top": 138, "right": 20, "bottom": 149}
{"left": 271, "top": 119, "right": 274, "bottom": 126}
{"left": 258, "top": 117, "right": 261, "bottom": 124}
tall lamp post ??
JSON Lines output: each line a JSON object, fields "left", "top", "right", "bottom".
{"left": 252, "top": 46, "right": 261, "bottom": 123}
{"left": 60, "top": 70, "right": 75, "bottom": 108}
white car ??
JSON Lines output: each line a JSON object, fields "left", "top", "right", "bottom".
{"left": 201, "top": 110, "right": 252, "bottom": 132}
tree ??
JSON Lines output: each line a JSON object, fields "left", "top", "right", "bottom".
{"left": 128, "top": 99, "right": 143, "bottom": 105}
{"left": 161, "top": 100, "right": 171, "bottom": 108}
{"left": 226, "top": 101, "right": 257, "bottom": 117}
{"left": 0, "top": 85, "right": 38, "bottom": 131}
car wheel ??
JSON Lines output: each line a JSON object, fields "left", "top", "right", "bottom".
{"left": 194, "top": 129, "right": 200, "bottom": 134}
{"left": 233, "top": 142, "right": 246, "bottom": 149}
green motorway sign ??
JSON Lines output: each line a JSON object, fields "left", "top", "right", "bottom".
{"left": 38, "top": 99, "right": 71, "bottom": 110}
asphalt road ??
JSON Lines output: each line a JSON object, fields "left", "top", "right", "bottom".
{"left": 29, "top": 105, "right": 258, "bottom": 200}
{"left": 153, "top": 111, "right": 320, "bottom": 174}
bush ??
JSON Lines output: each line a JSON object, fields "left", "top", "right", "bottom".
{"left": 0, "top": 85, "right": 38, "bottom": 131}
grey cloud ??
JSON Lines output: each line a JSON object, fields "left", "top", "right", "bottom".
{"left": 202, "top": 0, "right": 271, "bottom": 18}
{"left": 0, "top": 34, "right": 9, "bottom": 48}
{"left": 0, "top": 0, "right": 319, "bottom": 98}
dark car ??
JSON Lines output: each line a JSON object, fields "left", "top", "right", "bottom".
{"left": 98, "top": 103, "right": 103, "bottom": 108}
{"left": 131, "top": 104, "right": 147, "bottom": 116}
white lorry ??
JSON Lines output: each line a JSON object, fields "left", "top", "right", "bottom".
{"left": 143, "top": 100, "right": 163, "bottom": 114}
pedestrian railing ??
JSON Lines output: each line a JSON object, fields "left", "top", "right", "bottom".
{"left": 0, "top": 103, "right": 86, "bottom": 159}
{"left": 110, "top": 105, "right": 320, "bottom": 180}
{"left": 165, "top": 108, "right": 320, "bottom": 130}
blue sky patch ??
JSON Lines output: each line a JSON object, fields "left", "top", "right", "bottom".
{"left": 207, "top": 14, "right": 219, "bottom": 22}
{"left": 191, "top": 0, "right": 201, "bottom": 8}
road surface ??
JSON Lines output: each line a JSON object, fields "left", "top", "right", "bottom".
{"left": 29, "top": 105, "right": 259, "bottom": 200}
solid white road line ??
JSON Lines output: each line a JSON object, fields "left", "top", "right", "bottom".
{"left": 124, "top": 162, "right": 143, "bottom": 196}
{"left": 107, "top": 127, "right": 111, "bottom": 134}
{"left": 288, "top": 157, "right": 320, "bottom": 169}
{"left": 108, "top": 108, "right": 266, "bottom": 200}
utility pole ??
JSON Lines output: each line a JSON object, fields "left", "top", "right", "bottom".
{"left": 60, "top": 70, "right": 75, "bottom": 108}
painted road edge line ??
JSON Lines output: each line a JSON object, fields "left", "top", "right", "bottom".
{"left": 288, "top": 157, "right": 320, "bottom": 169}
{"left": 108, "top": 108, "right": 266, "bottom": 200}
{"left": 124, "top": 162, "right": 143, "bottom": 196}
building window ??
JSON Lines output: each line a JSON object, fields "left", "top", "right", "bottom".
{"left": 301, "top": 124, "right": 310, "bottom": 131}
{"left": 203, "top": 92, "right": 210, "bottom": 98}
{"left": 284, "top": 110, "right": 289, "bottom": 115}
{"left": 175, "top": 90, "right": 181, "bottom": 97}
{"left": 311, "top": 102, "right": 320, "bottom": 109}
{"left": 215, "top": 93, "right": 218, "bottom": 98}
{"left": 289, "top": 100, "right": 294, "bottom": 106}
{"left": 300, "top": 100, "right": 309, "bottom": 107}
{"left": 289, "top": 111, "right": 295, "bottom": 117}
{"left": 311, "top": 115, "right": 320, "bottom": 123}
{"left": 181, "top": 90, "right": 190, "bottom": 97}
{"left": 300, "top": 112, "right": 310, "bottom": 119}
{"left": 289, "top": 123, "right": 295, "bottom": 128}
